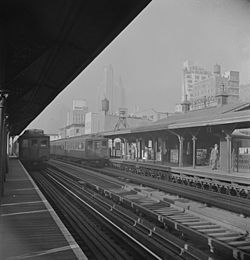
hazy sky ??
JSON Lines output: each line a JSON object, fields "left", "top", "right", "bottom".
{"left": 29, "top": 0, "right": 250, "bottom": 133}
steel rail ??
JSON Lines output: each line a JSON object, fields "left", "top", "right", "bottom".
{"left": 46, "top": 160, "right": 250, "bottom": 260}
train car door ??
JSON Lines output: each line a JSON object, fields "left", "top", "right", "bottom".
{"left": 30, "top": 138, "right": 39, "bottom": 160}
{"left": 86, "top": 140, "right": 93, "bottom": 159}
{"left": 94, "top": 140, "right": 101, "bottom": 158}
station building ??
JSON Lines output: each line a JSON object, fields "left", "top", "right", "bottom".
{"left": 59, "top": 100, "right": 88, "bottom": 138}
{"left": 104, "top": 99, "right": 250, "bottom": 174}
{"left": 182, "top": 60, "right": 212, "bottom": 101}
{"left": 191, "top": 65, "right": 239, "bottom": 110}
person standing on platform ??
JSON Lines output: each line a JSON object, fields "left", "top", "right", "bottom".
{"left": 210, "top": 144, "right": 219, "bottom": 170}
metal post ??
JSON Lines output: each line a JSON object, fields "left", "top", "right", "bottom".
{"left": 5, "top": 126, "right": 9, "bottom": 174}
{"left": 0, "top": 23, "right": 7, "bottom": 198}
{"left": 0, "top": 91, "right": 8, "bottom": 197}
{"left": 226, "top": 134, "right": 232, "bottom": 173}
{"left": 141, "top": 138, "right": 145, "bottom": 161}
{"left": 111, "top": 139, "right": 114, "bottom": 158}
{"left": 3, "top": 118, "right": 8, "bottom": 178}
{"left": 136, "top": 138, "right": 139, "bottom": 162}
{"left": 159, "top": 137, "right": 164, "bottom": 164}
{"left": 178, "top": 135, "right": 184, "bottom": 167}
{"left": 192, "top": 136, "right": 197, "bottom": 168}
{"left": 124, "top": 138, "right": 127, "bottom": 160}
{"left": 153, "top": 138, "right": 156, "bottom": 163}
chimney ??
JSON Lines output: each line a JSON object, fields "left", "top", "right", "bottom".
{"left": 181, "top": 94, "right": 191, "bottom": 112}
{"left": 214, "top": 64, "right": 221, "bottom": 75}
{"left": 216, "top": 83, "right": 228, "bottom": 106}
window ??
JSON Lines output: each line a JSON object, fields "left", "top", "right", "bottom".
{"left": 94, "top": 142, "right": 101, "bottom": 149}
{"left": 87, "top": 141, "right": 93, "bottom": 149}
{"left": 22, "top": 139, "right": 28, "bottom": 148}
{"left": 41, "top": 140, "right": 48, "bottom": 147}
{"left": 102, "top": 140, "right": 107, "bottom": 147}
{"left": 80, "top": 142, "right": 85, "bottom": 150}
{"left": 31, "top": 140, "right": 38, "bottom": 146}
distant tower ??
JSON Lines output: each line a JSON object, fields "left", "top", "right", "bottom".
{"left": 119, "top": 77, "right": 126, "bottom": 107}
{"left": 181, "top": 94, "right": 191, "bottom": 113}
{"left": 104, "top": 65, "right": 114, "bottom": 114}
{"left": 114, "top": 108, "right": 129, "bottom": 131}
{"left": 216, "top": 83, "right": 228, "bottom": 106}
{"left": 213, "top": 64, "right": 221, "bottom": 75}
{"left": 101, "top": 98, "right": 109, "bottom": 115}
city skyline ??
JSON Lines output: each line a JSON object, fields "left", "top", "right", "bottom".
{"left": 28, "top": 0, "right": 250, "bottom": 134}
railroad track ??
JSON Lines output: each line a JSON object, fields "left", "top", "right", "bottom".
{"left": 31, "top": 167, "right": 201, "bottom": 260}
{"left": 49, "top": 158, "right": 250, "bottom": 216}
{"left": 45, "top": 160, "right": 250, "bottom": 260}
{"left": 109, "top": 163, "right": 250, "bottom": 216}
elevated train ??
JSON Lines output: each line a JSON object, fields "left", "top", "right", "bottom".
{"left": 50, "top": 134, "right": 110, "bottom": 167}
{"left": 18, "top": 129, "right": 50, "bottom": 169}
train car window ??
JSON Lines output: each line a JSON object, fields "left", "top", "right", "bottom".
{"left": 41, "top": 140, "right": 48, "bottom": 147}
{"left": 102, "top": 140, "right": 107, "bottom": 147}
{"left": 87, "top": 140, "right": 93, "bottom": 149}
{"left": 95, "top": 142, "right": 101, "bottom": 149}
{"left": 22, "top": 139, "right": 28, "bottom": 148}
{"left": 31, "top": 140, "right": 38, "bottom": 146}
{"left": 79, "top": 142, "right": 85, "bottom": 150}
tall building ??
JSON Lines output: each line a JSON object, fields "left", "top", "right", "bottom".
{"left": 104, "top": 65, "right": 114, "bottom": 114}
{"left": 239, "top": 84, "right": 250, "bottom": 102}
{"left": 65, "top": 100, "right": 88, "bottom": 137}
{"left": 182, "top": 60, "right": 212, "bottom": 101}
{"left": 191, "top": 65, "right": 239, "bottom": 110}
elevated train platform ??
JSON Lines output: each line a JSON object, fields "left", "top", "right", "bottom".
{"left": 0, "top": 158, "right": 87, "bottom": 260}
{"left": 110, "top": 158, "right": 250, "bottom": 197}
{"left": 111, "top": 158, "right": 250, "bottom": 185}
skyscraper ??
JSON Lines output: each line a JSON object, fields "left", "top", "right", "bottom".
{"left": 191, "top": 65, "right": 239, "bottom": 110}
{"left": 182, "top": 60, "right": 212, "bottom": 101}
{"left": 104, "top": 65, "right": 114, "bottom": 114}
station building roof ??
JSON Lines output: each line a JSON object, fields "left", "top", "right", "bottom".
{"left": 1, "top": 0, "right": 151, "bottom": 136}
{"left": 103, "top": 102, "right": 250, "bottom": 137}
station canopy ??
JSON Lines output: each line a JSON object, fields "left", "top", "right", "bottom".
{"left": 103, "top": 102, "right": 250, "bottom": 137}
{"left": 1, "top": 0, "right": 151, "bottom": 136}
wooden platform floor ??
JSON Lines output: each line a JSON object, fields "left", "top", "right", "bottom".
{"left": 0, "top": 159, "right": 87, "bottom": 260}
{"left": 111, "top": 158, "right": 250, "bottom": 185}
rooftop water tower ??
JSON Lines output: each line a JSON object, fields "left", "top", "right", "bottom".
{"left": 101, "top": 98, "right": 109, "bottom": 115}
{"left": 214, "top": 64, "right": 221, "bottom": 75}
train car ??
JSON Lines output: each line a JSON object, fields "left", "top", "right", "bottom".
{"left": 50, "top": 134, "right": 109, "bottom": 167}
{"left": 18, "top": 129, "right": 50, "bottom": 169}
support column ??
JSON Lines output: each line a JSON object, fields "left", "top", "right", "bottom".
{"left": 124, "top": 138, "right": 128, "bottom": 160}
{"left": 6, "top": 126, "right": 9, "bottom": 174}
{"left": 0, "top": 24, "right": 7, "bottom": 198}
{"left": 141, "top": 138, "right": 145, "bottom": 161}
{"left": 111, "top": 139, "right": 114, "bottom": 158}
{"left": 178, "top": 135, "right": 184, "bottom": 167}
{"left": 136, "top": 138, "right": 139, "bottom": 162}
{"left": 192, "top": 136, "right": 197, "bottom": 168}
{"left": 3, "top": 118, "right": 8, "bottom": 179}
{"left": 164, "top": 135, "right": 169, "bottom": 163}
{"left": 153, "top": 138, "right": 157, "bottom": 163}
{"left": 159, "top": 137, "right": 164, "bottom": 164}
{"left": 0, "top": 91, "right": 8, "bottom": 197}
{"left": 226, "top": 134, "right": 232, "bottom": 173}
